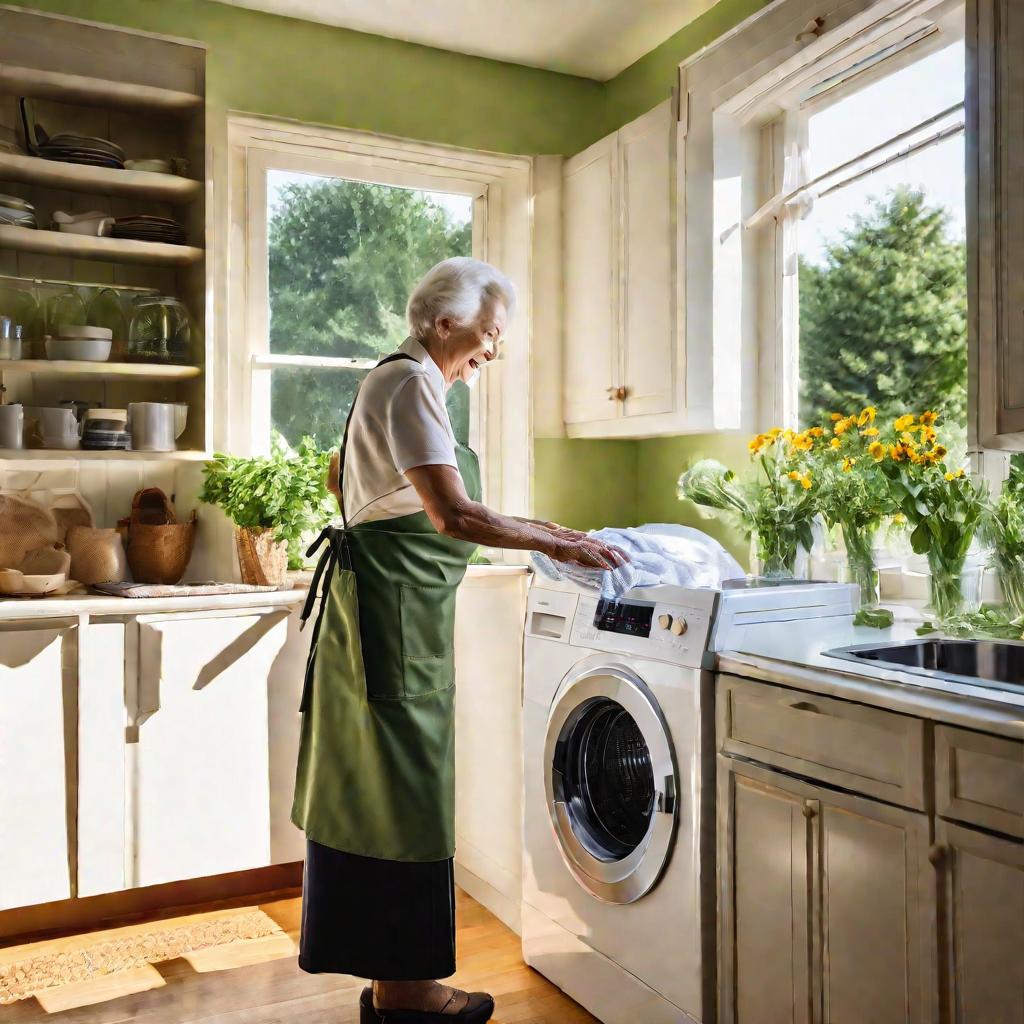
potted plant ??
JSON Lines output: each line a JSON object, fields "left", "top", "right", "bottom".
{"left": 199, "top": 434, "right": 335, "bottom": 587}
{"left": 678, "top": 428, "right": 819, "bottom": 579}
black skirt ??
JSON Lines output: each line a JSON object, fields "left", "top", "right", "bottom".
{"left": 297, "top": 839, "right": 457, "bottom": 981}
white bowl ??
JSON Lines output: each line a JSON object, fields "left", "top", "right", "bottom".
{"left": 58, "top": 325, "right": 113, "bottom": 341}
{"left": 0, "top": 569, "right": 66, "bottom": 595}
{"left": 46, "top": 337, "right": 112, "bottom": 362}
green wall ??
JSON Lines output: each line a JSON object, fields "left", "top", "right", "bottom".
{"left": 19, "top": 0, "right": 606, "bottom": 154}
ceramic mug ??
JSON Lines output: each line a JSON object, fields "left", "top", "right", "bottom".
{"left": 28, "top": 406, "right": 81, "bottom": 449}
{"left": 0, "top": 403, "right": 24, "bottom": 449}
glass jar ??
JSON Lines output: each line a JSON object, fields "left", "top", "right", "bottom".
{"left": 127, "top": 295, "right": 192, "bottom": 364}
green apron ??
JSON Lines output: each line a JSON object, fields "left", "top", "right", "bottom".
{"left": 291, "top": 354, "right": 480, "bottom": 863}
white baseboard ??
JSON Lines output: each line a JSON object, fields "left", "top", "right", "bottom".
{"left": 454, "top": 863, "right": 521, "bottom": 935}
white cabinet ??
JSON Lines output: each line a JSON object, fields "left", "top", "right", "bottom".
{"left": 563, "top": 99, "right": 695, "bottom": 438}
{"left": 937, "top": 818, "right": 1024, "bottom": 1024}
{"left": 719, "top": 757, "right": 935, "bottom": 1024}
{"left": 129, "top": 609, "right": 289, "bottom": 888}
{"left": 0, "top": 620, "right": 77, "bottom": 910}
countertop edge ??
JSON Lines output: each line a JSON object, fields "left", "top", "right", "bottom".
{"left": 717, "top": 650, "right": 1024, "bottom": 740}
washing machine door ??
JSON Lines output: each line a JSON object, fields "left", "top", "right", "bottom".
{"left": 543, "top": 664, "right": 678, "bottom": 905}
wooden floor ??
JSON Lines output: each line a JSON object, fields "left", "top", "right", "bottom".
{"left": 0, "top": 890, "right": 599, "bottom": 1024}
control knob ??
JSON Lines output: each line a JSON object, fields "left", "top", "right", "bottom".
{"left": 657, "top": 613, "right": 673, "bottom": 630}
{"left": 670, "top": 616, "right": 688, "bottom": 636}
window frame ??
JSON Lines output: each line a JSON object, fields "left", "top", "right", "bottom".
{"left": 224, "top": 115, "right": 534, "bottom": 528}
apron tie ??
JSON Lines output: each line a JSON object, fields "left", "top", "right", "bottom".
{"left": 298, "top": 526, "right": 344, "bottom": 713}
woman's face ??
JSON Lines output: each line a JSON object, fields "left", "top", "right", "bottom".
{"left": 435, "top": 299, "right": 507, "bottom": 385}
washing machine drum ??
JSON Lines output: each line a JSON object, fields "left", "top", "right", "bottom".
{"left": 545, "top": 666, "right": 678, "bottom": 905}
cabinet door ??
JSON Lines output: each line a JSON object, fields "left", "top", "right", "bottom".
{"left": 563, "top": 132, "right": 619, "bottom": 426}
{"left": 719, "top": 757, "right": 813, "bottom": 1024}
{"left": 816, "top": 783, "right": 934, "bottom": 1024}
{"left": 619, "top": 99, "right": 675, "bottom": 420}
{"left": 0, "top": 621, "right": 76, "bottom": 910}
{"left": 938, "top": 818, "right": 1024, "bottom": 1024}
{"left": 720, "top": 757, "right": 935, "bottom": 1024}
{"left": 130, "top": 610, "right": 288, "bottom": 888}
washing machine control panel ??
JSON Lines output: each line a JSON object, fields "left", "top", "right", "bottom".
{"left": 570, "top": 593, "right": 714, "bottom": 669}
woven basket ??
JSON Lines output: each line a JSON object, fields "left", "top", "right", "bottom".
{"left": 126, "top": 513, "right": 197, "bottom": 585}
{"left": 235, "top": 527, "right": 288, "bottom": 588}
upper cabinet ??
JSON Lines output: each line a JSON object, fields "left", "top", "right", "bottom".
{"left": 563, "top": 98, "right": 710, "bottom": 439}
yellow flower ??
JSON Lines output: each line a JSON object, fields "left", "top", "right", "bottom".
{"left": 889, "top": 444, "right": 905, "bottom": 462}
{"left": 922, "top": 449, "right": 940, "bottom": 465}
{"left": 868, "top": 441, "right": 886, "bottom": 461}
{"left": 808, "top": 426, "right": 825, "bottom": 438}
{"left": 842, "top": 458, "right": 856, "bottom": 472}
{"left": 799, "top": 473, "right": 812, "bottom": 490}
{"left": 893, "top": 513, "right": 907, "bottom": 524}
{"left": 894, "top": 414, "right": 916, "bottom": 432}
{"left": 919, "top": 425, "right": 937, "bottom": 444}
{"left": 945, "top": 468, "right": 965, "bottom": 480}
{"left": 830, "top": 412, "right": 843, "bottom": 422}
{"left": 860, "top": 427, "right": 879, "bottom": 437}
{"left": 858, "top": 406, "right": 877, "bottom": 426}
{"left": 768, "top": 427, "right": 782, "bottom": 439}
{"left": 933, "top": 444, "right": 948, "bottom": 459}
{"left": 833, "top": 418, "right": 851, "bottom": 435}
{"left": 920, "top": 410, "right": 938, "bottom": 426}
{"left": 790, "top": 432, "right": 814, "bottom": 452}
{"left": 830, "top": 438, "right": 842, "bottom": 450}
{"left": 788, "top": 470, "right": 801, "bottom": 482}
{"left": 900, "top": 431, "right": 919, "bottom": 448}
{"left": 748, "top": 434, "right": 765, "bottom": 454}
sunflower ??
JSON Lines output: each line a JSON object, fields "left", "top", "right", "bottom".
{"left": 894, "top": 414, "right": 916, "bottom": 432}
{"left": 945, "top": 468, "right": 965, "bottom": 480}
{"left": 830, "top": 437, "right": 842, "bottom": 450}
{"left": 860, "top": 427, "right": 880, "bottom": 437}
{"left": 919, "top": 410, "right": 938, "bottom": 426}
{"left": 868, "top": 441, "right": 886, "bottom": 461}
{"left": 858, "top": 406, "right": 877, "bottom": 426}
{"left": 842, "top": 458, "right": 856, "bottom": 472}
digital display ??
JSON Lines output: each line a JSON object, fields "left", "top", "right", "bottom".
{"left": 594, "top": 597, "right": 654, "bottom": 638}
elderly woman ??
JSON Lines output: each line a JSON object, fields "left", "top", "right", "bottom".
{"left": 292, "top": 257, "right": 625, "bottom": 1024}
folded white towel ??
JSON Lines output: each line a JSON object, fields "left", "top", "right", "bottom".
{"left": 531, "top": 523, "right": 745, "bottom": 598}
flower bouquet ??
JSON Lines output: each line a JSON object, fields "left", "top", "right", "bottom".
{"left": 678, "top": 429, "right": 818, "bottom": 579}
{"left": 809, "top": 406, "right": 894, "bottom": 606}
{"left": 875, "top": 411, "right": 986, "bottom": 621}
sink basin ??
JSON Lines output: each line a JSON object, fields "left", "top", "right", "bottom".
{"left": 825, "top": 639, "right": 1024, "bottom": 694}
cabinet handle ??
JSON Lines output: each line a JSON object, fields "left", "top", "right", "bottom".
{"left": 606, "top": 386, "right": 627, "bottom": 401}
{"left": 802, "top": 800, "right": 817, "bottom": 819}
{"left": 790, "top": 700, "right": 822, "bottom": 714}
{"left": 928, "top": 843, "right": 947, "bottom": 866}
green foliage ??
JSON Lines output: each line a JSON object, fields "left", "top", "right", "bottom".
{"left": 853, "top": 607, "right": 894, "bottom": 629}
{"left": 267, "top": 177, "right": 471, "bottom": 447}
{"left": 199, "top": 435, "right": 336, "bottom": 568}
{"left": 799, "top": 188, "right": 967, "bottom": 429}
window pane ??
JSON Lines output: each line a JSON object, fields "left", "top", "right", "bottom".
{"left": 271, "top": 366, "right": 367, "bottom": 450}
{"left": 266, "top": 171, "right": 473, "bottom": 360}
{"left": 807, "top": 38, "right": 965, "bottom": 180}
{"left": 798, "top": 47, "right": 967, "bottom": 443}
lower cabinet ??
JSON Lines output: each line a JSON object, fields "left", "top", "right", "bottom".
{"left": 719, "top": 756, "right": 935, "bottom": 1024}
{"left": 0, "top": 619, "right": 78, "bottom": 911}
{"left": 937, "top": 819, "right": 1024, "bottom": 1024}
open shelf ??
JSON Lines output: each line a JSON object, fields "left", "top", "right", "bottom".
{"left": 0, "top": 152, "right": 201, "bottom": 204}
{"left": 0, "top": 359, "right": 201, "bottom": 381}
{"left": 0, "top": 448, "right": 211, "bottom": 462}
{"left": 0, "top": 65, "right": 202, "bottom": 116}
{"left": 0, "top": 224, "right": 203, "bottom": 267}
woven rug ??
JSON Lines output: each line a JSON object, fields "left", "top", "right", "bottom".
{"left": 0, "top": 907, "right": 285, "bottom": 1005}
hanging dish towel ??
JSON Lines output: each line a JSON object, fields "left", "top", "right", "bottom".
{"left": 531, "top": 523, "right": 745, "bottom": 598}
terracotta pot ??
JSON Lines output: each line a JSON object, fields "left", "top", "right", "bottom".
{"left": 126, "top": 513, "right": 197, "bottom": 584}
{"left": 66, "top": 526, "right": 128, "bottom": 585}
{"left": 235, "top": 527, "right": 288, "bottom": 588}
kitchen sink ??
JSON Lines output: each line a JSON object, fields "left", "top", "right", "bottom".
{"left": 825, "top": 638, "right": 1024, "bottom": 695}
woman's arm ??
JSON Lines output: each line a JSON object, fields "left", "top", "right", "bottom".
{"left": 405, "top": 464, "right": 626, "bottom": 569}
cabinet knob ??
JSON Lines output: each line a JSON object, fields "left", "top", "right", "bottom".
{"left": 928, "top": 843, "right": 946, "bottom": 865}
{"left": 607, "top": 386, "right": 627, "bottom": 401}
{"left": 802, "top": 802, "right": 817, "bottom": 819}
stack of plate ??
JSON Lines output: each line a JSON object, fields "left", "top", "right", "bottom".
{"left": 112, "top": 215, "right": 186, "bottom": 245}
{"left": 0, "top": 193, "right": 36, "bottom": 229}
{"left": 37, "top": 133, "right": 125, "bottom": 169}
{"left": 82, "top": 409, "right": 130, "bottom": 451}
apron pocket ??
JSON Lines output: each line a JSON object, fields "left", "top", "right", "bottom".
{"left": 399, "top": 583, "right": 457, "bottom": 697}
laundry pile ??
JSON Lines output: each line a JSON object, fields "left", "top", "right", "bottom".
{"left": 531, "top": 523, "right": 745, "bottom": 598}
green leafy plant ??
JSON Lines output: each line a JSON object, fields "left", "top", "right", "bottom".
{"left": 199, "top": 434, "right": 336, "bottom": 569}
{"left": 982, "top": 466, "right": 1024, "bottom": 617}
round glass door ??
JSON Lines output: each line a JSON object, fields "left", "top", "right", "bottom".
{"left": 544, "top": 667, "right": 678, "bottom": 904}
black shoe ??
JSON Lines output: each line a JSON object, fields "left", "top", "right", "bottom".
{"left": 359, "top": 985, "right": 495, "bottom": 1023}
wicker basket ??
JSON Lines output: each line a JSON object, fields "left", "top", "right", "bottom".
{"left": 126, "top": 513, "right": 197, "bottom": 585}
{"left": 235, "top": 527, "right": 288, "bottom": 588}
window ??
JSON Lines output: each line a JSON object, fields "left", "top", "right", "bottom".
{"left": 226, "top": 117, "right": 533, "bottom": 525}
{"left": 265, "top": 170, "right": 473, "bottom": 449}
{"left": 794, "top": 33, "right": 967, "bottom": 442}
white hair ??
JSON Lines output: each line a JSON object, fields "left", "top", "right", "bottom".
{"left": 406, "top": 257, "right": 516, "bottom": 340}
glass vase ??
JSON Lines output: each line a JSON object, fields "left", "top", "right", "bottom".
{"left": 755, "top": 527, "right": 800, "bottom": 580}
{"left": 995, "top": 556, "right": 1024, "bottom": 618}
{"left": 926, "top": 549, "right": 983, "bottom": 621}
{"left": 841, "top": 523, "right": 879, "bottom": 608}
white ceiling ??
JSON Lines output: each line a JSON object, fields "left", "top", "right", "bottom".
{"left": 214, "top": 0, "right": 719, "bottom": 81}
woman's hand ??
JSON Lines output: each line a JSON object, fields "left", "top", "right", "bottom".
{"left": 553, "top": 536, "right": 630, "bottom": 571}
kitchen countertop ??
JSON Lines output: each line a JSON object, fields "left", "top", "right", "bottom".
{"left": 718, "top": 606, "right": 1024, "bottom": 740}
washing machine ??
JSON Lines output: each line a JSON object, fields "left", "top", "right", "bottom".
{"left": 522, "top": 576, "right": 858, "bottom": 1024}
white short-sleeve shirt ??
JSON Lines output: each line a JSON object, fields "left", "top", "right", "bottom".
{"left": 342, "top": 337, "right": 459, "bottom": 527}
